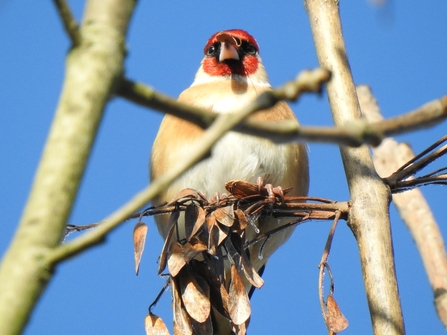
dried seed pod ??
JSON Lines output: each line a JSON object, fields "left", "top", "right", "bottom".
{"left": 144, "top": 313, "right": 169, "bottom": 335}
{"left": 179, "top": 269, "right": 211, "bottom": 323}
{"left": 133, "top": 221, "right": 148, "bottom": 275}
{"left": 228, "top": 264, "right": 251, "bottom": 325}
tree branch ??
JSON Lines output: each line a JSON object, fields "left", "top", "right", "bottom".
{"left": 53, "top": 0, "right": 81, "bottom": 45}
{"left": 305, "top": 1, "right": 405, "bottom": 334}
{"left": 358, "top": 85, "right": 447, "bottom": 330}
{"left": 0, "top": 1, "right": 136, "bottom": 334}
{"left": 118, "top": 77, "right": 447, "bottom": 147}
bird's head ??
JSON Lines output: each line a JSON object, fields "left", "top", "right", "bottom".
{"left": 192, "top": 29, "right": 269, "bottom": 86}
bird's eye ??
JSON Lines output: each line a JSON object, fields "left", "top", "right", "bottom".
{"left": 243, "top": 42, "right": 257, "bottom": 55}
{"left": 206, "top": 43, "right": 219, "bottom": 56}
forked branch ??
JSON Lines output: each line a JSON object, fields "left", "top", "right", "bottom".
{"left": 359, "top": 85, "right": 447, "bottom": 330}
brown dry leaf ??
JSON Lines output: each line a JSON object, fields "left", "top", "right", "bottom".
{"left": 216, "top": 31, "right": 243, "bottom": 47}
{"left": 211, "top": 247, "right": 226, "bottom": 284}
{"left": 226, "top": 180, "right": 294, "bottom": 199}
{"left": 172, "top": 278, "right": 193, "bottom": 335}
{"left": 179, "top": 269, "right": 211, "bottom": 323}
{"left": 183, "top": 238, "right": 208, "bottom": 263}
{"left": 225, "top": 180, "right": 259, "bottom": 198}
{"left": 158, "top": 210, "right": 180, "bottom": 274}
{"left": 188, "top": 207, "right": 206, "bottom": 240}
{"left": 167, "top": 188, "right": 201, "bottom": 206}
{"left": 228, "top": 264, "right": 251, "bottom": 325}
{"left": 240, "top": 249, "right": 264, "bottom": 289}
{"left": 192, "top": 260, "right": 230, "bottom": 319}
{"left": 219, "top": 281, "right": 231, "bottom": 316}
{"left": 133, "top": 221, "right": 148, "bottom": 276}
{"left": 216, "top": 224, "right": 229, "bottom": 247}
{"left": 233, "top": 320, "right": 249, "bottom": 335}
{"left": 233, "top": 209, "right": 248, "bottom": 231}
{"left": 168, "top": 242, "right": 186, "bottom": 277}
{"left": 184, "top": 204, "right": 198, "bottom": 240}
{"left": 325, "top": 295, "right": 349, "bottom": 333}
{"left": 214, "top": 206, "right": 235, "bottom": 227}
{"left": 144, "top": 313, "right": 170, "bottom": 335}
{"left": 224, "top": 235, "right": 241, "bottom": 265}
{"left": 206, "top": 216, "right": 219, "bottom": 255}
{"left": 228, "top": 233, "right": 264, "bottom": 288}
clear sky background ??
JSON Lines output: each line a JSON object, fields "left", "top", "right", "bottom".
{"left": 1, "top": 1, "right": 447, "bottom": 334}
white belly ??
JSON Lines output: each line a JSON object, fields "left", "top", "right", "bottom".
{"left": 171, "top": 131, "right": 289, "bottom": 198}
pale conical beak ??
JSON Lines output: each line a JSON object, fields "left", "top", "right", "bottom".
{"left": 215, "top": 32, "right": 241, "bottom": 61}
{"left": 219, "top": 41, "right": 239, "bottom": 61}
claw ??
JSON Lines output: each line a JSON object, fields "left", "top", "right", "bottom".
{"left": 256, "top": 177, "right": 286, "bottom": 206}
{"left": 265, "top": 184, "right": 286, "bottom": 206}
{"left": 273, "top": 186, "right": 285, "bottom": 206}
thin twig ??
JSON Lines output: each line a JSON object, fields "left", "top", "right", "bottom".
{"left": 319, "top": 211, "right": 342, "bottom": 266}
{"left": 393, "top": 136, "right": 447, "bottom": 175}
{"left": 148, "top": 279, "right": 170, "bottom": 314}
{"left": 64, "top": 211, "right": 142, "bottom": 239}
{"left": 53, "top": 0, "right": 81, "bottom": 45}
{"left": 318, "top": 211, "right": 341, "bottom": 328}
{"left": 386, "top": 137, "right": 447, "bottom": 187}
{"left": 66, "top": 194, "right": 350, "bottom": 245}
{"left": 392, "top": 175, "right": 447, "bottom": 193}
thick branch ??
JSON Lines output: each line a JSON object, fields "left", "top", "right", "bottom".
{"left": 0, "top": 1, "right": 136, "bottom": 334}
{"left": 305, "top": 1, "right": 405, "bottom": 335}
{"left": 118, "top": 77, "right": 447, "bottom": 147}
{"left": 359, "top": 85, "right": 447, "bottom": 330}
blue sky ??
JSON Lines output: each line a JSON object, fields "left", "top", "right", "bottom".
{"left": 1, "top": 1, "right": 447, "bottom": 334}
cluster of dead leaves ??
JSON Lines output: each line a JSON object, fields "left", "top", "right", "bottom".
{"left": 134, "top": 180, "right": 350, "bottom": 334}
{"left": 136, "top": 180, "right": 286, "bottom": 335}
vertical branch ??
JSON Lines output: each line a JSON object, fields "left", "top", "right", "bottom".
{"left": 359, "top": 85, "right": 447, "bottom": 330}
{"left": 304, "top": 1, "right": 405, "bottom": 334}
{"left": 0, "top": 1, "right": 136, "bottom": 334}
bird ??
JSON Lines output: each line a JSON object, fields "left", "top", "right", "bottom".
{"left": 150, "top": 29, "right": 309, "bottom": 334}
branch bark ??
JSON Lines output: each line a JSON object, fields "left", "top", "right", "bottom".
{"left": 53, "top": 0, "right": 80, "bottom": 45}
{"left": 118, "top": 78, "right": 447, "bottom": 147}
{"left": 305, "top": 1, "right": 405, "bottom": 334}
{"left": 358, "top": 85, "right": 447, "bottom": 330}
{"left": 0, "top": 1, "right": 136, "bottom": 334}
